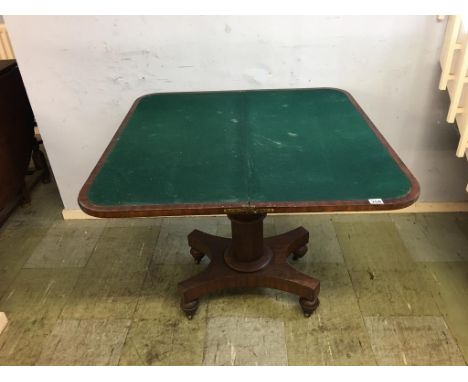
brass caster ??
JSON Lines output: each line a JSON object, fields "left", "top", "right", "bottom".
{"left": 181, "top": 298, "right": 199, "bottom": 320}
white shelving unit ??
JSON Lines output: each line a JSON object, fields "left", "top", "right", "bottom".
{"left": 0, "top": 312, "right": 7, "bottom": 334}
{"left": 0, "top": 24, "right": 14, "bottom": 60}
{"left": 439, "top": 15, "right": 468, "bottom": 192}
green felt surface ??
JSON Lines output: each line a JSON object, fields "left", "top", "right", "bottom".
{"left": 87, "top": 89, "right": 412, "bottom": 206}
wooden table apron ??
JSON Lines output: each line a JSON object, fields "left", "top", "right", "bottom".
{"left": 78, "top": 88, "right": 419, "bottom": 318}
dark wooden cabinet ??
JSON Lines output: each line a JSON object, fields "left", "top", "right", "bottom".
{"left": 0, "top": 60, "right": 46, "bottom": 226}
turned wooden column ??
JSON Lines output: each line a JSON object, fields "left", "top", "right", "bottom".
{"left": 223, "top": 213, "right": 273, "bottom": 272}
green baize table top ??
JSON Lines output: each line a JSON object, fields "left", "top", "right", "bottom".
{"left": 81, "top": 88, "right": 418, "bottom": 216}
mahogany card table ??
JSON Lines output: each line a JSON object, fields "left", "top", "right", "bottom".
{"left": 79, "top": 88, "right": 419, "bottom": 319}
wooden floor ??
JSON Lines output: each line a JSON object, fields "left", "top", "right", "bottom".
{"left": 0, "top": 182, "right": 467, "bottom": 365}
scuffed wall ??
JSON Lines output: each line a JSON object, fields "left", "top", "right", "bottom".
{"left": 4, "top": 16, "right": 467, "bottom": 209}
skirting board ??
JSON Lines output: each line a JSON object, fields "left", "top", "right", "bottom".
{"left": 0, "top": 312, "right": 7, "bottom": 334}
{"left": 62, "top": 202, "right": 468, "bottom": 220}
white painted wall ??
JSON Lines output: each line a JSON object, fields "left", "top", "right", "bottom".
{"left": 4, "top": 16, "right": 468, "bottom": 209}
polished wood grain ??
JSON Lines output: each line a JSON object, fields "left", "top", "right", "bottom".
{"left": 178, "top": 213, "right": 320, "bottom": 319}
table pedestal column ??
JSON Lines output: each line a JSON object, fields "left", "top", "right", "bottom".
{"left": 224, "top": 213, "right": 273, "bottom": 272}
{"left": 178, "top": 213, "right": 320, "bottom": 319}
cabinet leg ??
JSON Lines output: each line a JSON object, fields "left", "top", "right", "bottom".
{"left": 32, "top": 141, "right": 51, "bottom": 184}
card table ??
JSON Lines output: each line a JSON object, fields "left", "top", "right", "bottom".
{"left": 79, "top": 88, "right": 419, "bottom": 319}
